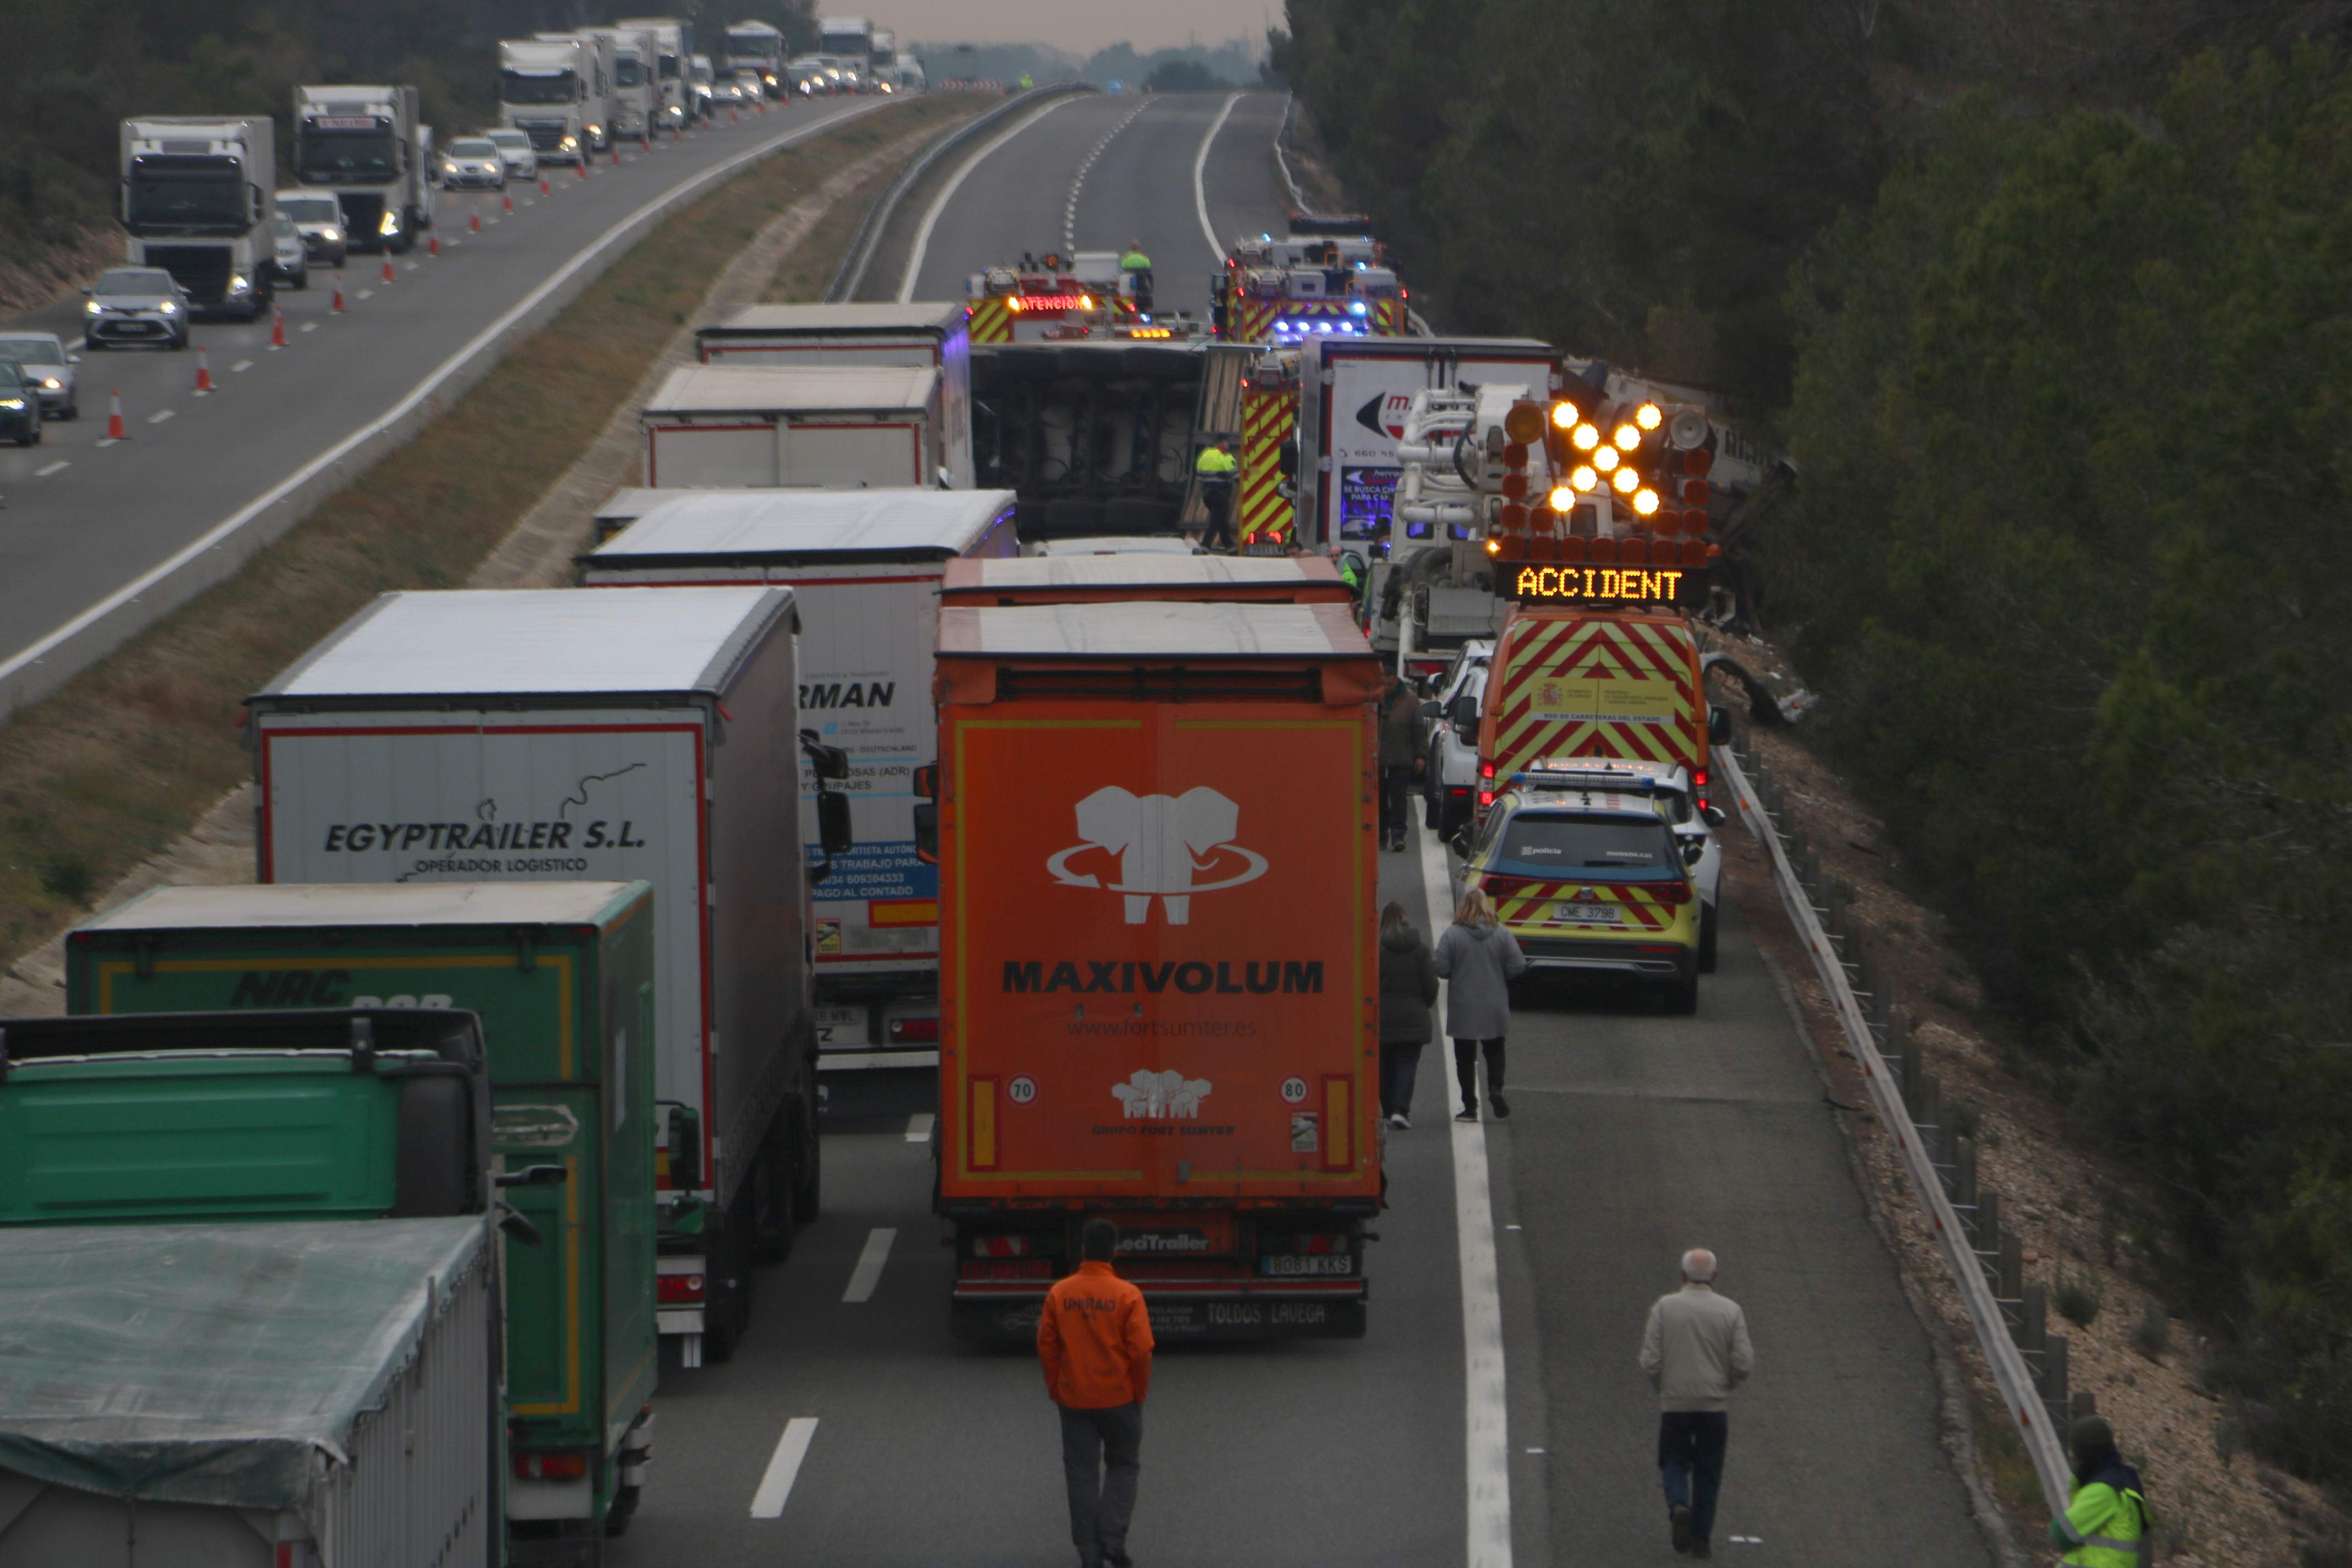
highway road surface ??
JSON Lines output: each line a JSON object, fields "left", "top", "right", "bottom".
{"left": 0, "top": 93, "right": 886, "bottom": 711}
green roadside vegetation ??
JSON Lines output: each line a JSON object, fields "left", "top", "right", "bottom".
{"left": 1282, "top": 1, "right": 2352, "bottom": 1501}
{"left": 0, "top": 94, "right": 980, "bottom": 969}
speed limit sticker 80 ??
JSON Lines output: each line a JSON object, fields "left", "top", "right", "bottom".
{"left": 1280, "top": 1076, "right": 1308, "bottom": 1104}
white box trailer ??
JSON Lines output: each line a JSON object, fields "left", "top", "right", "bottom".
{"left": 640, "top": 364, "right": 959, "bottom": 489}
{"left": 0, "top": 1217, "right": 498, "bottom": 1568}
{"left": 1294, "top": 334, "right": 1558, "bottom": 547}
{"left": 248, "top": 586, "right": 818, "bottom": 1368}
{"left": 694, "top": 303, "right": 974, "bottom": 488}
{"left": 579, "top": 489, "right": 1017, "bottom": 1080}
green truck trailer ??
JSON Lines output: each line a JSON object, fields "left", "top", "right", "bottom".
{"left": 67, "top": 880, "right": 661, "bottom": 1565}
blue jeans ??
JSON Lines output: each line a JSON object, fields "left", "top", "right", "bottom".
{"left": 1658, "top": 1411, "right": 1728, "bottom": 1544}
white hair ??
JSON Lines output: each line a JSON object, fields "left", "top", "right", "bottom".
{"left": 1681, "top": 1248, "right": 1718, "bottom": 1283}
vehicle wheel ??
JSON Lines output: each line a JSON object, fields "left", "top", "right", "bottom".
{"left": 792, "top": 1093, "right": 822, "bottom": 1218}
{"left": 1697, "top": 905, "right": 1719, "bottom": 974}
{"left": 748, "top": 1123, "right": 796, "bottom": 1265}
{"left": 1423, "top": 785, "right": 1441, "bottom": 830}
{"left": 170, "top": 333, "right": 187, "bottom": 351}
{"left": 63, "top": 402, "right": 77, "bottom": 421}
{"left": 704, "top": 1221, "right": 753, "bottom": 1362}
{"left": 293, "top": 269, "right": 308, "bottom": 291}
{"left": 83, "top": 339, "right": 102, "bottom": 352}
{"left": 1664, "top": 972, "right": 1700, "bottom": 1016}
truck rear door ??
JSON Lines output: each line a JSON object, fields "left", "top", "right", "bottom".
{"left": 1484, "top": 611, "right": 1701, "bottom": 805}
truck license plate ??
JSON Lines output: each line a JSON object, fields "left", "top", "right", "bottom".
{"left": 814, "top": 1006, "right": 863, "bottom": 1047}
{"left": 1261, "top": 1254, "right": 1353, "bottom": 1277}
{"left": 1554, "top": 902, "right": 1619, "bottom": 923}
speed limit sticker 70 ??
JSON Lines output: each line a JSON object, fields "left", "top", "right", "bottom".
{"left": 1009, "top": 1076, "right": 1038, "bottom": 1104}
{"left": 1280, "top": 1076, "right": 1308, "bottom": 1104}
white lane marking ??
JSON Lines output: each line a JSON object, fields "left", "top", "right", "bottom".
{"left": 905, "top": 1112, "right": 935, "bottom": 1143}
{"left": 300, "top": 320, "right": 319, "bottom": 333}
{"left": 1419, "top": 819, "right": 1513, "bottom": 1567}
{"left": 356, "top": 288, "right": 374, "bottom": 300}
{"left": 0, "top": 100, "right": 889, "bottom": 692}
{"left": 231, "top": 358, "right": 254, "bottom": 373}
{"left": 146, "top": 409, "right": 175, "bottom": 424}
{"left": 841, "top": 1227, "right": 897, "bottom": 1303}
{"left": 1193, "top": 91, "right": 1244, "bottom": 262}
{"left": 749, "top": 1417, "right": 819, "bottom": 1518}
{"left": 95, "top": 438, "right": 118, "bottom": 449}
{"left": 404, "top": 262, "right": 420, "bottom": 272}
{"left": 1063, "top": 97, "right": 1151, "bottom": 252}
{"left": 35, "top": 461, "right": 68, "bottom": 477}
{"left": 898, "top": 94, "right": 1082, "bottom": 303}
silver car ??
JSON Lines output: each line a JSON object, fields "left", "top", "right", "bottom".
{"left": 440, "top": 137, "right": 507, "bottom": 191}
{"left": 0, "top": 332, "right": 79, "bottom": 419}
{"left": 83, "top": 266, "right": 190, "bottom": 351}
{"left": 269, "top": 214, "right": 309, "bottom": 291}
{"left": 274, "top": 192, "right": 347, "bottom": 265}
{"left": 484, "top": 129, "right": 538, "bottom": 182}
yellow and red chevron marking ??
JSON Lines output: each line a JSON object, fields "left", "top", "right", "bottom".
{"left": 1487, "top": 613, "right": 1700, "bottom": 785}
{"left": 1374, "top": 299, "right": 1407, "bottom": 335}
{"left": 966, "top": 298, "right": 1012, "bottom": 344}
{"left": 1478, "top": 874, "right": 1686, "bottom": 937}
{"left": 1239, "top": 385, "right": 1297, "bottom": 543}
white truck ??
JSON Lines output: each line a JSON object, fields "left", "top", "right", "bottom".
{"left": 694, "top": 302, "right": 974, "bottom": 486}
{"left": 118, "top": 116, "right": 274, "bottom": 318}
{"left": 292, "top": 84, "right": 433, "bottom": 254}
{"left": 722, "top": 19, "right": 787, "bottom": 95}
{"left": 248, "top": 586, "right": 851, "bottom": 1368}
{"left": 580, "top": 489, "right": 1020, "bottom": 1103}
{"left": 537, "top": 31, "right": 619, "bottom": 152}
{"left": 640, "top": 365, "right": 965, "bottom": 489}
{"left": 500, "top": 36, "right": 593, "bottom": 165}
{"left": 594, "top": 24, "right": 662, "bottom": 141}
{"left": 818, "top": 17, "right": 872, "bottom": 86}
{"left": 617, "top": 18, "right": 697, "bottom": 128}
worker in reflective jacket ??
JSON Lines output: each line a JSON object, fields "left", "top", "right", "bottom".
{"left": 1119, "top": 238, "right": 1153, "bottom": 312}
{"left": 1039, "top": 1218, "right": 1155, "bottom": 1568}
{"left": 2050, "top": 1415, "right": 2149, "bottom": 1567}
{"left": 1194, "top": 437, "right": 1239, "bottom": 552}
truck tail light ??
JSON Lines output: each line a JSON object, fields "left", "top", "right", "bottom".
{"left": 1263, "top": 1231, "right": 1351, "bottom": 1255}
{"left": 514, "top": 1449, "right": 590, "bottom": 1480}
{"left": 1694, "top": 766, "right": 1709, "bottom": 813}
{"left": 888, "top": 1016, "right": 939, "bottom": 1044}
{"left": 1478, "top": 790, "right": 1495, "bottom": 808}
{"left": 1480, "top": 761, "right": 1495, "bottom": 779}
{"left": 656, "top": 1273, "right": 705, "bottom": 1303}
{"left": 971, "top": 1234, "right": 1031, "bottom": 1258}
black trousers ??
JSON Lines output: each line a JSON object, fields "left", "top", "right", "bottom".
{"left": 1200, "top": 480, "right": 1236, "bottom": 550}
{"left": 1452, "top": 1036, "right": 1505, "bottom": 1107}
{"left": 1059, "top": 1402, "right": 1143, "bottom": 1568}
{"left": 1657, "top": 1411, "right": 1729, "bottom": 1544}
{"left": 1379, "top": 1040, "right": 1424, "bottom": 1117}
{"left": 1378, "top": 765, "right": 1413, "bottom": 842}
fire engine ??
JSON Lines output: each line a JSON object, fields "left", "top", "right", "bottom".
{"left": 1211, "top": 231, "right": 1410, "bottom": 345}
{"left": 965, "top": 252, "right": 1212, "bottom": 345}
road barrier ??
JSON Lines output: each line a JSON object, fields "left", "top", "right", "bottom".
{"left": 824, "top": 83, "right": 1098, "bottom": 304}
{"left": 1718, "top": 732, "right": 2077, "bottom": 1513}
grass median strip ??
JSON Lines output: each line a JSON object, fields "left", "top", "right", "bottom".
{"left": 0, "top": 93, "right": 983, "bottom": 965}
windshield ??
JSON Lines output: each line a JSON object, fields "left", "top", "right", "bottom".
{"left": 821, "top": 31, "right": 865, "bottom": 55}
{"left": 126, "top": 167, "right": 246, "bottom": 228}
{"left": 502, "top": 69, "right": 578, "bottom": 104}
{"left": 274, "top": 216, "right": 298, "bottom": 239}
{"left": 487, "top": 131, "right": 530, "bottom": 149}
{"left": 1491, "top": 813, "right": 1674, "bottom": 876}
{"left": 616, "top": 57, "right": 646, "bottom": 86}
{"left": 297, "top": 130, "right": 398, "bottom": 182}
{"left": 658, "top": 51, "right": 679, "bottom": 79}
{"left": 277, "top": 195, "right": 339, "bottom": 222}
{"left": 692, "top": 62, "right": 712, "bottom": 82}
{"left": 0, "top": 339, "right": 62, "bottom": 365}
{"left": 450, "top": 140, "right": 498, "bottom": 157}
{"left": 97, "top": 269, "right": 175, "bottom": 296}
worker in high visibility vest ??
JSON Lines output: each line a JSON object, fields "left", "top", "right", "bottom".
{"left": 1194, "top": 437, "right": 1238, "bottom": 552}
{"left": 1119, "top": 240, "right": 1153, "bottom": 313}
{"left": 2050, "top": 1416, "right": 2150, "bottom": 1567}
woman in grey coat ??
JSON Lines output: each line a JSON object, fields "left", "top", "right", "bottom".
{"left": 1377, "top": 901, "right": 1439, "bottom": 1128}
{"left": 1431, "top": 886, "right": 1528, "bottom": 1120}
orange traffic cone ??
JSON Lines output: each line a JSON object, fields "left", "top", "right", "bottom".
{"left": 612, "top": 143, "right": 622, "bottom": 167}
{"left": 575, "top": 155, "right": 589, "bottom": 180}
{"left": 193, "top": 347, "right": 214, "bottom": 395}
{"left": 540, "top": 175, "right": 551, "bottom": 196}
{"left": 470, "top": 207, "right": 482, "bottom": 232}
{"left": 502, "top": 190, "right": 514, "bottom": 214}
{"left": 730, "top": 107, "right": 739, "bottom": 125}
{"left": 332, "top": 274, "right": 346, "bottom": 312}
{"left": 428, "top": 231, "right": 440, "bottom": 256}
{"left": 671, "top": 121, "right": 681, "bottom": 141}
{"left": 382, "top": 255, "right": 395, "bottom": 284}
{"left": 106, "top": 390, "right": 128, "bottom": 439}
{"left": 270, "top": 307, "right": 287, "bottom": 349}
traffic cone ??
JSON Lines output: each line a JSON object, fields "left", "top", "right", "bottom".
{"left": 730, "top": 106, "right": 739, "bottom": 125}
{"left": 332, "top": 274, "right": 346, "bottom": 312}
{"left": 470, "top": 207, "right": 481, "bottom": 232}
{"left": 270, "top": 307, "right": 287, "bottom": 349}
{"left": 612, "top": 143, "right": 622, "bottom": 167}
{"left": 382, "top": 255, "right": 396, "bottom": 284}
{"left": 193, "top": 347, "right": 214, "bottom": 395}
{"left": 427, "top": 231, "right": 440, "bottom": 257}
{"left": 540, "top": 175, "right": 551, "bottom": 196}
{"left": 502, "top": 191, "right": 514, "bottom": 214}
{"left": 106, "top": 390, "right": 127, "bottom": 439}
{"left": 671, "top": 121, "right": 681, "bottom": 141}
{"left": 575, "top": 156, "right": 588, "bottom": 181}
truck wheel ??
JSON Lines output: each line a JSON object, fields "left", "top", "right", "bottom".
{"left": 393, "top": 1076, "right": 472, "bottom": 1216}
{"left": 792, "top": 1095, "right": 822, "bottom": 1218}
{"left": 604, "top": 1485, "right": 639, "bottom": 1537}
{"left": 1664, "top": 971, "right": 1700, "bottom": 1017}
{"left": 1697, "top": 905, "right": 1719, "bottom": 974}
{"left": 748, "top": 1125, "right": 796, "bottom": 1265}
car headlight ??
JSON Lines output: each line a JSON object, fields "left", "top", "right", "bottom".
{"left": 560, "top": 135, "right": 578, "bottom": 150}
{"left": 0, "top": 399, "right": 23, "bottom": 411}
{"left": 379, "top": 209, "right": 399, "bottom": 236}
{"left": 85, "top": 300, "right": 102, "bottom": 315}
{"left": 157, "top": 300, "right": 179, "bottom": 314}
{"left": 321, "top": 226, "right": 341, "bottom": 243}
{"left": 227, "top": 274, "right": 250, "bottom": 295}
{"left": 38, "top": 377, "right": 61, "bottom": 390}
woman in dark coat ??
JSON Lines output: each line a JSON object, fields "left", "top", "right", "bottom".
{"left": 1378, "top": 900, "right": 1439, "bottom": 1128}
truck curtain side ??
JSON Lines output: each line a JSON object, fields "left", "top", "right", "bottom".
{"left": 67, "top": 881, "right": 662, "bottom": 1558}
{"left": 639, "top": 364, "right": 954, "bottom": 489}
{"left": 247, "top": 586, "right": 816, "bottom": 1370}
{"left": 933, "top": 600, "right": 1382, "bottom": 1341}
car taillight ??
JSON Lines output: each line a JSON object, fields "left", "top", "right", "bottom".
{"left": 971, "top": 1234, "right": 1031, "bottom": 1258}
{"left": 514, "top": 1450, "right": 589, "bottom": 1481}
{"left": 1476, "top": 874, "right": 1538, "bottom": 897}
{"left": 656, "top": 1273, "right": 705, "bottom": 1303}
{"left": 1694, "top": 766, "right": 1709, "bottom": 813}
{"left": 1653, "top": 881, "right": 1694, "bottom": 906}
{"left": 888, "top": 1016, "right": 939, "bottom": 1044}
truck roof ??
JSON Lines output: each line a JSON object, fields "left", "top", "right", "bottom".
{"left": 937, "top": 601, "right": 1372, "bottom": 661}
{"left": 696, "top": 302, "right": 967, "bottom": 339}
{"left": 643, "top": 364, "right": 939, "bottom": 417}
{"left": 587, "top": 488, "right": 1016, "bottom": 563}
{"left": 0, "top": 1218, "right": 487, "bottom": 1512}
{"left": 252, "top": 586, "right": 793, "bottom": 703}
{"left": 942, "top": 554, "right": 1344, "bottom": 595}
{"left": 80, "top": 880, "right": 651, "bottom": 933}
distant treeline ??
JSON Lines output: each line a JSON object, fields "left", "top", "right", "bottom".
{"left": 2, "top": 0, "right": 814, "bottom": 253}
{"left": 1284, "top": 0, "right": 2352, "bottom": 1496}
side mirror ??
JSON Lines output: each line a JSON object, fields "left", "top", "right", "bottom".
{"left": 1681, "top": 840, "right": 1705, "bottom": 865}
{"left": 498, "top": 1207, "right": 544, "bottom": 1246}
{"left": 1703, "top": 804, "right": 1728, "bottom": 829}
{"left": 817, "top": 790, "right": 854, "bottom": 857}
{"left": 912, "top": 801, "right": 938, "bottom": 865}
{"left": 799, "top": 731, "right": 850, "bottom": 780}
{"left": 1450, "top": 693, "right": 1479, "bottom": 731}
{"left": 1707, "top": 705, "right": 1732, "bottom": 745}
{"left": 1419, "top": 699, "right": 1443, "bottom": 720}
{"left": 911, "top": 764, "right": 938, "bottom": 799}
{"left": 666, "top": 1104, "right": 704, "bottom": 1193}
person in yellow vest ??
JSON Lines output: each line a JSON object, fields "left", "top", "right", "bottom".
{"left": 2049, "top": 1415, "right": 2149, "bottom": 1567}
{"left": 1119, "top": 239, "right": 1153, "bottom": 313}
{"left": 1195, "top": 437, "right": 1238, "bottom": 552}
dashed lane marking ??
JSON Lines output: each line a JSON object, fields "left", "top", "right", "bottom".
{"left": 356, "top": 288, "right": 374, "bottom": 300}
{"left": 300, "top": 321, "right": 319, "bottom": 333}
{"left": 94, "top": 438, "right": 118, "bottom": 449}
{"left": 231, "top": 358, "right": 253, "bottom": 373}
{"left": 749, "top": 1418, "right": 819, "bottom": 1518}
{"left": 904, "top": 1113, "right": 934, "bottom": 1143}
{"left": 897, "top": 94, "right": 1082, "bottom": 303}
{"left": 146, "top": 409, "right": 174, "bottom": 425}
{"left": 35, "top": 461, "right": 67, "bottom": 477}
{"left": 841, "top": 1227, "right": 896, "bottom": 1304}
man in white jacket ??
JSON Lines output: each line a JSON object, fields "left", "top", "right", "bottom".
{"left": 1638, "top": 1248, "right": 1755, "bottom": 1559}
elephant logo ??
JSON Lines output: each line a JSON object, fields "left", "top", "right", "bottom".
{"left": 1044, "top": 786, "right": 1268, "bottom": 925}
{"left": 1112, "top": 1069, "right": 1213, "bottom": 1120}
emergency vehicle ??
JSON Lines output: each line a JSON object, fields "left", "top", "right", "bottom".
{"left": 1212, "top": 232, "right": 1409, "bottom": 345}
{"left": 966, "top": 253, "right": 1147, "bottom": 344}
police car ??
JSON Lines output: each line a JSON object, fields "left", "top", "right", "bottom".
{"left": 1460, "top": 761, "right": 1727, "bottom": 1014}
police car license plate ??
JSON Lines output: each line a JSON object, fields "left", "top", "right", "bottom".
{"left": 1554, "top": 902, "right": 1619, "bottom": 923}
{"left": 813, "top": 1006, "right": 863, "bottom": 1047}
{"left": 1261, "top": 1255, "right": 1353, "bottom": 1277}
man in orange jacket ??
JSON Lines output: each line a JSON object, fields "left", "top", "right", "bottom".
{"left": 1038, "top": 1217, "right": 1155, "bottom": 1568}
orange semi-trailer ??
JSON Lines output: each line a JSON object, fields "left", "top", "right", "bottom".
{"left": 931, "top": 601, "right": 1383, "bottom": 1342}
{"left": 937, "top": 552, "right": 1354, "bottom": 608}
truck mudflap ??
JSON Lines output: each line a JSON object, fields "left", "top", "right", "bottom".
{"left": 954, "top": 1280, "right": 1368, "bottom": 1344}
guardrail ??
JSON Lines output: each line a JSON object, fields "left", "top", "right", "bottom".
{"left": 826, "top": 83, "right": 1098, "bottom": 303}
{"left": 1716, "top": 734, "right": 2079, "bottom": 1513}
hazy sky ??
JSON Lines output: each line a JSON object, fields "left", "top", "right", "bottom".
{"left": 890, "top": 0, "right": 1275, "bottom": 56}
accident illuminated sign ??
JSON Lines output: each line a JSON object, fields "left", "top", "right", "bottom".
{"left": 1509, "top": 564, "right": 1702, "bottom": 606}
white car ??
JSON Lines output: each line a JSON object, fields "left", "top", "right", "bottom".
{"left": 483, "top": 129, "right": 538, "bottom": 182}
{"left": 268, "top": 213, "right": 309, "bottom": 291}
{"left": 1510, "top": 758, "right": 1727, "bottom": 971}
{"left": 274, "top": 191, "right": 346, "bottom": 265}
{"left": 439, "top": 137, "right": 507, "bottom": 191}
{"left": 1422, "top": 663, "right": 1487, "bottom": 839}
{"left": 0, "top": 331, "right": 79, "bottom": 419}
